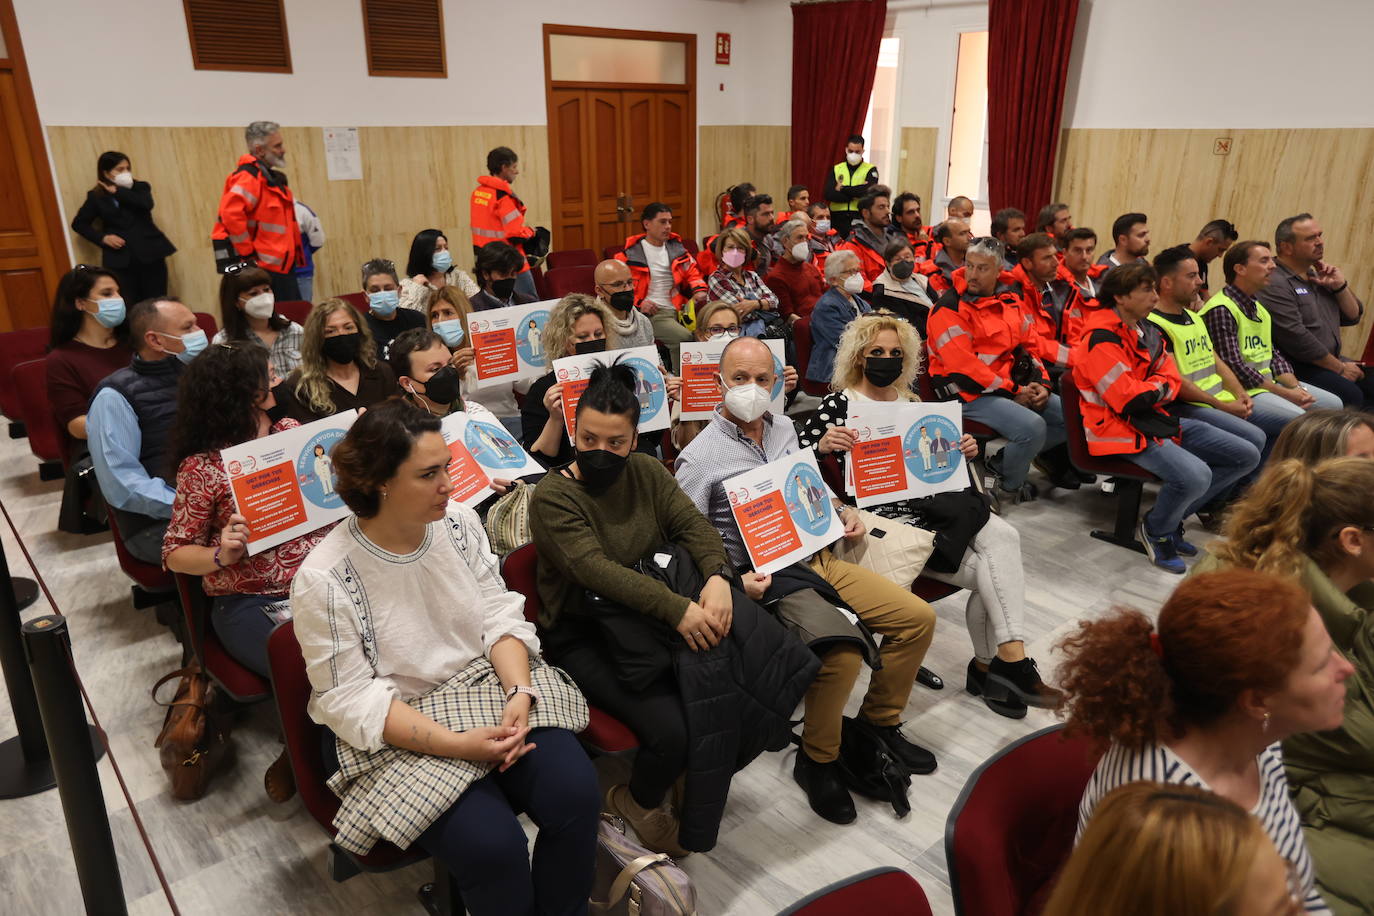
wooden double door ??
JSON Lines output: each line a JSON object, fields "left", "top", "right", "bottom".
{"left": 548, "top": 88, "right": 694, "bottom": 255}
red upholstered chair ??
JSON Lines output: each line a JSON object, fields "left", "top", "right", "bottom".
{"left": 915, "top": 367, "right": 997, "bottom": 439}
{"left": 945, "top": 724, "right": 1102, "bottom": 916}
{"left": 1058, "top": 376, "right": 1156, "bottom": 554}
{"left": 793, "top": 316, "right": 828, "bottom": 397}
{"left": 337, "top": 292, "right": 368, "bottom": 312}
{"left": 681, "top": 238, "right": 699, "bottom": 257}
{"left": 12, "top": 359, "right": 64, "bottom": 479}
{"left": 543, "top": 266, "right": 597, "bottom": 300}
{"left": 602, "top": 245, "right": 625, "bottom": 261}
{"left": 779, "top": 867, "right": 934, "bottom": 916}
{"left": 530, "top": 264, "right": 547, "bottom": 299}
{"left": 105, "top": 509, "right": 175, "bottom": 610}
{"left": 194, "top": 312, "right": 218, "bottom": 337}
{"left": 173, "top": 573, "right": 270, "bottom": 703}
{"left": 500, "top": 544, "right": 639, "bottom": 754}
{"left": 544, "top": 249, "right": 598, "bottom": 271}
{"left": 275, "top": 299, "right": 313, "bottom": 326}
{"left": 0, "top": 326, "right": 48, "bottom": 436}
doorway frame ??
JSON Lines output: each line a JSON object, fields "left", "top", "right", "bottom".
{"left": 541, "top": 23, "right": 697, "bottom": 250}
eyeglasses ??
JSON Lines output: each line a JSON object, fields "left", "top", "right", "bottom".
{"left": 705, "top": 324, "right": 741, "bottom": 336}
{"left": 223, "top": 261, "right": 256, "bottom": 275}
{"left": 74, "top": 263, "right": 99, "bottom": 272}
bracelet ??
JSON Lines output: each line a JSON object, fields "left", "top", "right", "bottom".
{"left": 505, "top": 684, "right": 540, "bottom": 706}
{"left": 212, "top": 545, "right": 224, "bottom": 568}
{"left": 1333, "top": 282, "right": 1349, "bottom": 294}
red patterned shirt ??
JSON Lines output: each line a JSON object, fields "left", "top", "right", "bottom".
{"left": 162, "top": 419, "right": 332, "bottom": 596}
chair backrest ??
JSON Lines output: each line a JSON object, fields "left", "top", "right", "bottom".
{"left": 681, "top": 238, "right": 699, "bottom": 257}
{"left": 173, "top": 572, "right": 270, "bottom": 702}
{"left": 106, "top": 509, "right": 173, "bottom": 591}
{"left": 0, "top": 327, "right": 49, "bottom": 421}
{"left": 336, "top": 291, "right": 368, "bottom": 312}
{"left": 501, "top": 543, "right": 541, "bottom": 625}
{"left": 266, "top": 620, "right": 342, "bottom": 831}
{"left": 602, "top": 245, "right": 625, "bottom": 261}
{"left": 544, "top": 265, "right": 597, "bottom": 300}
{"left": 275, "top": 299, "right": 313, "bottom": 326}
{"left": 1056, "top": 374, "right": 1095, "bottom": 471}
{"left": 544, "top": 248, "right": 598, "bottom": 272}
{"left": 194, "top": 312, "right": 218, "bottom": 337}
{"left": 12, "top": 359, "right": 63, "bottom": 463}
{"left": 779, "top": 867, "right": 933, "bottom": 916}
{"left": 945, "top": 724, "right": 1102, "bottom": 916}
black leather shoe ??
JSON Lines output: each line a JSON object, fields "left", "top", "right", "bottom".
{"left": 1033, "top": 456, "right": 1082, "bottom": 490}
{"left": 965, "top": 658, "right": 1028, "bottom": 719}
{"left": 988, "top": 657, "right": 1063, "bottom": 709}
{"left": 860, "top": 720, "right": 937, "bottom": 775}
{"left": 916, "top": 666, "right": 943, "bottom": 690}
{"left": 793, "top": 751, "right": 857, "bottom": 824}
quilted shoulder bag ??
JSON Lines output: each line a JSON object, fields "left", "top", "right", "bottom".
{"left": 829, "top": 509, "right": 935, "bottom": 589}
{"left": 484, "top": 480, "right": 535, "bottom": 556}
{"left": 590, "top": 814, "right": 696, "bottom": 915}
{"left": 152, "top": 664, "right": 233, "bottom": 801}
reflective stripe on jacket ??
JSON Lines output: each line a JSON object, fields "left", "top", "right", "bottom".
{"left": 616, "top": 232, "right": 707, "bottom": 317}
{"left": 1200, "top": 289, "right": 1276, "bottom": 395}
{"left": 1058, "top": 262, "right": 1110, "bottom": 348}
{"left": 927, "top": 268, "right": 1047, "bottom": 402}
{"left": 1146, "top": 309, "right": 1235, "bottom": 405}
{"left": 212, "top": 154, "right": 303, "bottom": 273}
{"left": 470, "top": 175, "right": 534, "bottom": 273}
{"left": 830, "top": 161, "right": 875, "bottom": 212}
{"left": 1069, "top": 307, "right": 1182, "bottom": 456}
{"left": 1009, "top": 264, "right": 1071, "bottom": 370}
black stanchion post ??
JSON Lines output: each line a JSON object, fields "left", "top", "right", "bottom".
{"left": 23, "top": 615, "right": 126, "bottom": 915}
{"left": 0, "top": 533, "right": 55, "bottom": 798}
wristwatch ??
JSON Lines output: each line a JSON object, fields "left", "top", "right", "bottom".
{"left": 505, "top": 684, "right": 541, "bottom": 706}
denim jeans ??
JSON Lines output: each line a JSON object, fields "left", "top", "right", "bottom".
{"left": 1127, "top": 417, "right": 1261, "bottom": 537}
{"left": 962, "top": 393, "right": 1067, "bottom": 489}
{"left": 1171, "top": 402, "right": 1270, "bottom": 465}
{"left": 922, "top": 513, "right": 1025, "bottom": 662}
{"left": 1293, "top": 362, "right": 1374, "bottom": 410}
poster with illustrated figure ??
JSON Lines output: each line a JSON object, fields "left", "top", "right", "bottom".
{"left": 551, "top": 345, "right": 670, "bottom": 441}
{"left": 677, "top": 337, "right": 786, "bottom": 421}
{"left": 439, "top": 412, "right": 545, "bottom": 508}
{"left": 221, "top": 410, "right": 359, "bottom": 554}
{"left": 467, "top": 300, "right": 557, "bottom": 388}
{"left": 723, "top": 449, "right": 844, "bottom": 576}
{"left": 844, "top": 401, "right": 965, "bottom": 507}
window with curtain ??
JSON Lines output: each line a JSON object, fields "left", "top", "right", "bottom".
{"left": 861, "top": 37, "right": 901, "bottom": 183}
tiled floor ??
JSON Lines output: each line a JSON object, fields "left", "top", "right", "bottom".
{"left": 0, "top": 429, "right": 1190, "bottom": 915}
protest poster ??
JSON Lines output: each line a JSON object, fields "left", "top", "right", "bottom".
{"left": 552, "top": 345, "right": 671, "bottom": 441}
{"left": 467, "top": 299, "right": 558, "bottom": 388}
{"left": 221, "top": 411, "right": 358, "bottom": 554}
{"left": 723, "top": 449, "right": 843, "bottom": 575}
{"left": 845, "top": 400, "right": 965, "bottom": 507}
{"left": 677, "top": 337, "right": 786, "bottom": 421}
{"left": 439, "top": 412, "right": 545, "bottom": 508}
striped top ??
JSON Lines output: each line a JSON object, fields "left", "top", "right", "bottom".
{"left": 1079, "top": 741, "right": 1329, "bottom": 915}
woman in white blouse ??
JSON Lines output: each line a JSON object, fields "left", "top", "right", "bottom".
{"left": 291, "top": 400, "right": 598, "bottom": 916}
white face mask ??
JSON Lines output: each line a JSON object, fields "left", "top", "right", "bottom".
{"left": 846, "top": 151, "right": 863, "bottom": 166}
{"left": 790, "top": 240, "right": 811, "bottom": 262}
{"left": 843, "top": 273, "right": 865, "bottom": 294}
{"left": 722, "top": 381, "right": 771, "bottom": 423}
{"left": 242, "top": 292, "right": 275, "bottom": 319}
{"left": 112, "top": 171, "right": 134, "bottom": 189}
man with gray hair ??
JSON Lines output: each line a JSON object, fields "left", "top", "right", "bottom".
{"left": 926, "top": 237, "right": 1071, "bottom": 503}
{"left": 212, "top": 119, "right": 304, "bottom": 300}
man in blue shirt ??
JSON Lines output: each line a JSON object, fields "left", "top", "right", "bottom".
{"left": 88, "top": 297, "right": 206, "bottom": 563}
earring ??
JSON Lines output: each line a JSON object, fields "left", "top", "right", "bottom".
{"left": 1262, "top": 711, "right": 1271, "bottom": 734}
{"left": 381, "top": 489, "right": 388, "bottom": 499}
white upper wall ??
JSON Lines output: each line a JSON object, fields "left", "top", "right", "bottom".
{"left": 1064, "top": 0, "right": 1374, "bottom": 129}
{"left": 12, "top": 0, "right": 792, "bottom": 127}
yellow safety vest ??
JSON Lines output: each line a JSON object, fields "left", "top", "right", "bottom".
{"left": 1199, "top": 290, "right": 1275, "bottom": 396}
{"left": 831, "top": 161, "right": 875, "bottom": 212}
{"left": 1146, "top": 309, "right": 1235, "bottom": 406}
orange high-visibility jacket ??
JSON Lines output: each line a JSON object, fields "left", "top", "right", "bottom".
{"left": 616, "top": 232, "right": 706, "bottom": 312}
{"left": 1009, "top": 264, "right": 1072, "bottom": 371}
{"left": 837, "top": 223, "right": 899, "bottom": 291}
{"left": 1058, "top": 261, "right": 1111, "bottom": 347}
{"left": 1069, "top": 307, "right": 1182, "bottom": 456}
{"left": 927, "top": 268, "right": 1048, "bottom": 402}
{"left": 211, "top": 155, "right": 303, "bottom": 274}
{"left": 470, "top": 175, "right": 534, "bottom": 273}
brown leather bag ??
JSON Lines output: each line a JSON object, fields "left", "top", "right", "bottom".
{"left": 152, "top": 665, "right": 232, "bottom": 800}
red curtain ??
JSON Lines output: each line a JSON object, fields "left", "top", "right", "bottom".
{"left": 791, "top": 0, "right": 888, "bottom": 194}
{"left": 987, "top": 0, "right": 1080, "bottom": 217}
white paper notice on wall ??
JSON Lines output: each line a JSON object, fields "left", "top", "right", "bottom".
{"left": 323, "top": 127, "right": 362, "bottom": 181}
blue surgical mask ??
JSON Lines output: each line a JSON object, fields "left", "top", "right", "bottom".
{"left": 88, "top": 296, "right": 126, "bottom": 328}
{"left": 368, "top": 289, "right": 400, "bottom": 317}
{"left": 433, "top": 318, "right": 465, "bottom": 347}
{"left": 431, "top": 250, "right": 453, "bottom": 273}
{"left": 165, "top": 328, "right": 208, "bottom": 364}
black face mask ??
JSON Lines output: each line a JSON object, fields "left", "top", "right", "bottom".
{"left": 418, "top": 365, "right": 462, "bottom": 405}
{"left": 574, "top": 338, "right": 607, "bottom": 355}
{"left": 608, "top": 290, "right": 636, "bottom": 314}
{"left": 576, "top": 447, "right": 629, "bottom": 490}
{"left": 491, "top": 277, "right": 518, "bottom": 300}
{"left": 321, "top": 332, "right": 362, "bottom": 365}
{"left": 863, "top": 355, "right": 904, "bottom": 388}
{"left": 264, "top": 401, "right": 289, "bottom": 424}
{"left": 890, "top": 260, "right": 915, "bottom": 281}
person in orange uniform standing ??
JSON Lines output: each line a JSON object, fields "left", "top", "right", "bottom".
{"left": 470, "top": 146, "right": 540, "bottom": 300}
{"left": 212, "top": 120, "right": 304, "bottom": 300}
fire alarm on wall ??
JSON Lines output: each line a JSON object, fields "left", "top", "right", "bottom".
{"left": 716, "top": 32, "right": 731, "bottom": 65}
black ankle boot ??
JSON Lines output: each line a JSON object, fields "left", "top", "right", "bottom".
{"left": 966, "top": 658, "right": 1028, "bottom": 719}
{"left": 793, "top": 750, "right": 857, "bottom": 825}
{"left": 859, "top": 719, "right": 937, "bottom": 775}
{"left": 987, "top": 657, "right": 1063, "bottom": 709}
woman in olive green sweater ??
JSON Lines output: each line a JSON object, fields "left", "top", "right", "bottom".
{"left": 529, "top": 363, "right": 735, "bottom": 859}
{"left": 1193, "top": 456, "right": 1374, "bottom": 916}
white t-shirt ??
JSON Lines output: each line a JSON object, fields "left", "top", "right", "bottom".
{"left": 291, "top": 503, "right": 539, "bottom": 753}
{"left": 644, "top": 240, "right": 674, "bottom": 309}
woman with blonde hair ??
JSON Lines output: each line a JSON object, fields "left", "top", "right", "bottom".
{"left": 1044, "top": 782, "right": 1301, "bottom": 916}
{"left": 424, "top": 284, "right": 526, "bottom": 437}
{"left": 796, "top": 313, "right": 1058, "bottom": 716}
{"left": 1193, "top": 458, "right": 1374, "bottom": 914}
{"left": 1270, "top": 408, "right": 1374, "bottom": 463}
{"left": 274, "top": 298, "right": 395, "bottom": 423}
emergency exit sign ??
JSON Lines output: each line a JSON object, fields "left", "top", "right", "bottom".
{"left": 716, "top": 32, "right": 731, "bottom": 65}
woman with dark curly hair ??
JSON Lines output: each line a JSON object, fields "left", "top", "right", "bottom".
{"left": 1058, "top": 568, "right": 1352, "bottom": 914}
{"left": 163, "top": 342, "right": 335, "bottom": 679}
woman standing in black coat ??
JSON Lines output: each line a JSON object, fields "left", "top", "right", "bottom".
{"left": 70, "top": 151, "right": 176, "bottom": 305}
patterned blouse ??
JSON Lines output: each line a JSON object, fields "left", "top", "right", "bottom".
{"left": 212, "top": 321, "right": 304, "bottom": 379}
{"left": 161, "top": 417, "right": 333, "bottom": 597}
{"left": 707, "top": 267, "right": 781, "bottom": 317}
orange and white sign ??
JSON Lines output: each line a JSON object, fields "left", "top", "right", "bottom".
{"left": 552, "top": 345, "right": 671, "bottom": 441}
{"left": 845, "top": 401, "right": 965, "bottom": 507}
{"left": 724, "top": 450, "right": 842, "bottom": 575}
{"left": 468, "top": 299, "right": 558, "bottom": 387}
{"left": 439, "top": 412, "right": 546, "bottom": 508}
{"left": 678, "top": 338, "right": 785, "bottom": 421}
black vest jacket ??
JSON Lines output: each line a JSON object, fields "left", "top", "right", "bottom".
{"left": 94, "top": 355, "right": 183, "bottom": 482}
